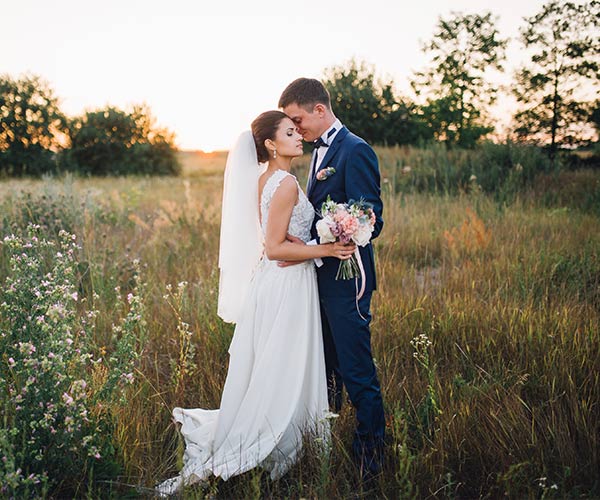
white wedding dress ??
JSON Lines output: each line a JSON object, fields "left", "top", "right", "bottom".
{"left": 157, "top": 170, "right": 330, "bottom": 495}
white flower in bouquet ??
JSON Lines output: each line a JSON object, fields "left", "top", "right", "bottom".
{"left": 352, "top": 223, "right": 373, "bottom": 246}
{"left": 316, "top": 215, "right": 336, "bottom": 243}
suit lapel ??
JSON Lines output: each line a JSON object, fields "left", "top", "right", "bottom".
{"left": 306, "top": 148, "right": 318, "bottom": 192}
{"left": 308, "top": 127, "right": 348, "bottom": 198}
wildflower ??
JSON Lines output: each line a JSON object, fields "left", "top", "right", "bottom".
{"left": 47, "top": 302, "right": 66, "bottom": 320}
{"left": 410, "top": 333, "right": 432, "bottom": 350}
{"left": 469, "top": 174, "right": 477, "bottom": 182}
{"left": 73, "top": 380, "right": 87, "bottom": 391}
{"left": 402, "top": 165, "right": 412, "bottom": 174}
{"left": 8, "top": 357, "right": 15, "bottom": 367}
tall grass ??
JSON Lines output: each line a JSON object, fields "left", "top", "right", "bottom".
{"left": 0, "top": 146, "right": 598, "bottom": 498}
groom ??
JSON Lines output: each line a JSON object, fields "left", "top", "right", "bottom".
{"left": 279, "top": 78, "right": 385, "bottom": 477}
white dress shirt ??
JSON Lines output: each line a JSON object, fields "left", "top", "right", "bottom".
{"left": 308, "top": 119, "right": 343, "bottom": 267}
{"left": 309, "top": 118, "right": 343, "bottom": 183}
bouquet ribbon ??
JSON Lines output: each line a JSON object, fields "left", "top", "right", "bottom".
{"left": 354, "top": 248, "right": 367, "bottom": 321}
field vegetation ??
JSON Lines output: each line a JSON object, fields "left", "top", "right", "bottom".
{"left": 1, "top": 147, "right": 598, "bottom": 498}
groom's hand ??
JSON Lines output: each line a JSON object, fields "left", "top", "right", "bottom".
{"left": 277, "top": 234, "right": 307, "bottom": 267}
{"left": 285, "top": 233, "right": 304, "bottom": 245}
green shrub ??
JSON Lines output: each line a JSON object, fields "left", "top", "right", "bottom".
{"left": 0, "top": 225, "right": 146, "bottom": 497}
{"left": 62, "top": 105, "right": 180, "bottom": 176}
{"left": 377, "top": 141, "right": 555, "bottom": 201}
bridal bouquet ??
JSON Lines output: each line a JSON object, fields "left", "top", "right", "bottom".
{"left": 316, "top": 196, "right": 376, "bottom": 280}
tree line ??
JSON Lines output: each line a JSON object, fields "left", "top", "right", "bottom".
{"left": 1, "top": 0, "right": 598, "bottom": 177}
{"left": 0, "top": 76, "right": 179, "bottom": 177}
{"left": 324, "top": 1, "right": 599, "bottom": 159}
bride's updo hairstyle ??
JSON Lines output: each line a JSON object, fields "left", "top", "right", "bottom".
{"left": 251, "top": 110, "right": 288, "bottom": 163}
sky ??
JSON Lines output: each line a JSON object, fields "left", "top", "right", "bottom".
{"left": 3, "top": 0, "right": 551, "bottom": 151}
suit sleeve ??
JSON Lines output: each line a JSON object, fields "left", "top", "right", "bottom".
{"left": 344, "top": 142, "right": 384, "bottom": 239}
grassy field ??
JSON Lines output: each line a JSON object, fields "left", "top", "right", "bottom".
{"left": 0, "top": 148, "right": 599, "bottom": 498}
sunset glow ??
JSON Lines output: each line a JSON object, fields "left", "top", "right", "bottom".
{"left": 3, "top": 0, "right": 550, "bottom": 151}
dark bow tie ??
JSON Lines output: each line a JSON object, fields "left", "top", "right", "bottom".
{"left": 312, "top": 137, "right": 329, "bottom": 150}
{"left": 312, "top": 128, "right": 337, "bottom": 151}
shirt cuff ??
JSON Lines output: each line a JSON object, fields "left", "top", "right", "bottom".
{"left": 307, "top": 239, "right": 323, "bottom": 267}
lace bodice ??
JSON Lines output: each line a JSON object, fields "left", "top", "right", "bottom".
{"left": 260, "top": 170, "right": 314, "bottom": 243}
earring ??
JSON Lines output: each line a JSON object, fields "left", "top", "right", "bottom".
{"left": 273, "top": 149, "right": 277, "bottom": 159}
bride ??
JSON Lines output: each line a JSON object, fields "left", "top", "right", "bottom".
{"left": 156, "top": 111, "right": 355, "bottom": 495}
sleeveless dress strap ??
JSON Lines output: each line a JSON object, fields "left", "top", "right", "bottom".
{"left": 261, "top": 170, "right": 292, "bottom": 206}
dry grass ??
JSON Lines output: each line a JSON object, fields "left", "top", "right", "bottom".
{"left": 176, "top": 150, "right": 228, "bottom": 178}
{"left": 1, "top": 151, "right": 599, "bottom": 498}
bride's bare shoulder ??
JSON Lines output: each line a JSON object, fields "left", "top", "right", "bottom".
{"left": 270, "top": 175, "right": 299, "bottom": 204}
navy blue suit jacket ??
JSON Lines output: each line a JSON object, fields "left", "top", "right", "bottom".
{"left": 308, "top": 127, "right": 383, "bottom": 298}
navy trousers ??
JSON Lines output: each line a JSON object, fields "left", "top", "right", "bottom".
{"left": 320, "top": 291, "right": 385, "bottom": 474}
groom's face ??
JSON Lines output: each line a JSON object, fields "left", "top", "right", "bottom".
{"left": 283, "top": 103, "right": 325, "bottom": 143}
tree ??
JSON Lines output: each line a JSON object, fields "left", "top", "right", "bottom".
{"left": 322, "top": 59, "right": 428, "bottom": 146}
{"left": 65, "top": 104, "right": 180, "bottom": 176}
{"left": 591, "top": 100, "right": 600, "bottom": 136}
{"left": 512, "top": 1, "right": 600, "bottom": 160}
{"left": 412, "top": 12, "right": 507, "bottom": 147}
{"left": 0, "top": 74, "right": 67, "bottom": 176}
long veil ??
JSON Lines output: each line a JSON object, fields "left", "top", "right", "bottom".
{"left": 217, "top": 130, "right": 265, "bottom": 323}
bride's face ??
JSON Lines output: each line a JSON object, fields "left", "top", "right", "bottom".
{"left": 272, "top": 118, "right": 304, "bottom": 158}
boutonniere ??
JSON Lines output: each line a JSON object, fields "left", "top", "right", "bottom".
{"left": 316, "top": 166, "right": 336, "bottom": 181}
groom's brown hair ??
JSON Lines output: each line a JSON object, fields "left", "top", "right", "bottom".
{"left": 278, "top": 78, "right": 331, "bottom": 112}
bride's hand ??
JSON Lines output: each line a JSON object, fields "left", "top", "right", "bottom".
{"left": 329, "top": 241, "right": 356, "bottom": 260}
